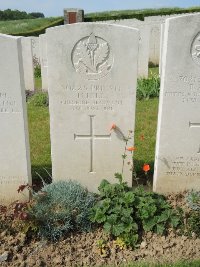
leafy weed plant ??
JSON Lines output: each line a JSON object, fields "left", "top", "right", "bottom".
{"left": 137, "top": 73, "right": 160, "bottom": 100}
{"left": 28, "top": 92, "right": 49, "bottom": 107}
{"left": 90, "top": 174, "right": 181, "bottom": 248}
{"left": 90, "top": 126, "right": 181, "bottom": 248}
{"left": 186, "top": 211, "right": 200, "bottom": 237}
{"left": 34, "top": 65, "right": 41, "bottom": 78}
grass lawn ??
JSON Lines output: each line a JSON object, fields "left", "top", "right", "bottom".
{"left": 0, "top": 17, "right": 61, "bottom": 34}
{"left": 35, "top": 77, "right": 42, "bottom": 90}
{"left": 134, "top": 98, "right": 158, "bottom": 176}
{"left": 28, "top": 102, "right": 51, "bottom": 183}
{"left": 149, "top": 67, "right": 159, "bottom": 77}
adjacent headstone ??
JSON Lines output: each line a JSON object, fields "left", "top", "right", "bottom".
{"left": 159, "top": 23, "right": 165, "bottom": 76}
{"left": 99, "top": 19, "right": 149, "bottom": 78}
{"left": 154, "top": 14, "right": 200, "bottom": 193}
{"left": 21, "top": 37, "right": 35, "bottom": 91}
{"left": 0, "top": 34, "right": 31, "bottom": 204}
{"left": 46, "top": 23, "right": 139, "bottom": 192}
{"left": 64, "top": 8, "right": 84, "bottom": 24}
{"left": 137, "top": 24, "right": 150, "bottom": 78}
{"left": 30, "top": 36, "right": 40, "bottom": 66}
{"left": 39, "top": 34, "right": 48, "bottom": 91}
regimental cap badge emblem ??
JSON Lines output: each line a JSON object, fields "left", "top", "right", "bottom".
{"left": 191, "top": 32, "right": 200, "bottom": 66}
{"left": 72, "top": 33, "right": 113, "bottom": 80}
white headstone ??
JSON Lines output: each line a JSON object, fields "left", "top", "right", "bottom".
{"left": 30, "top": 36, "right": 40, "bottom": 66}
{"left": 21, "top": 37, "right": 35, "bottom": 91}
{"left": 154, "top": 14, "right": 200, "bottom": 193}
{"left": 159, "top": 23, "right": 165, "bottom": 76}
{"left": 0, "top": 34, "right": 31, "bottom": 203}
{"left": 137, "top": 24, "right": 150, "bottom": 78}
{"left": 39, "top": 34, "right": 48, "bottom": 91}
{"left": 99, "top": 19, "right": 149, "bottom": 78}
{"left": 47, "top": 23, "right": 139, "bottom": 192}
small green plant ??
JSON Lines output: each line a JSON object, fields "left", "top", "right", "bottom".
{"left": 186, "top": 190, "right": 200, "bottom": 211}
{"left": 27, "top": 180, "right": 97, "bottom": 241}
{"left": 186, "top": 211, "right": 200, "bottom": 237}
{"left": 90, "top": 125, "right": 181, "bottom": 247}
{"left": 96, "top": 239, "right": 110, "bottom": 257}
{"left": 28, "top": 92, "right": 49, "bottom": 107}
{"left": 113, "top": 237, "right": 127, "bottom": 250}
{"left": 34, "top": 66, "right": 41, "bottom": 78}
{"left": 34, "top": 64, "right": 41, "bottom": 78}
{"left": 90, "top": 173, "right": 139, "bottom": 248}
{"left": 185, "top": 191, "right": 200, "bottom": 237}
{"left": 137, "top": 74, "right": 160, "bottom": 100}
{"left": 148, "top": 62, "right": 159, "bottom": 68}
{"left": 90, "top": 175, "right": 181, "bottom": 248}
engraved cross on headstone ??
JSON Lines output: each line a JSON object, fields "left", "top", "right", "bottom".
{"left": 74, "top": 115, "right": 111, "bottom": 173}
{"left": 189, "top": 121, "right": 200, "bottom": 153}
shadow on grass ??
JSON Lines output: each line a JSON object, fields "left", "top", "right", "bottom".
{"left": 31, "top": 164, "right": 52, "bottom": 191}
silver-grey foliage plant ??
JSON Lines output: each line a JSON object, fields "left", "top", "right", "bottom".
{"left": 186, "top": 190, "right": 200, "bottom": 211}
{"left": 28, "top": 180, "right": 97, "bottom": 241}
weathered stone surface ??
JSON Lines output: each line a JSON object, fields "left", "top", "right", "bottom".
{"left": 21, "top": 37, "right": 35, "bottom": 91}
{"left": 30, "top": 36, "right": 40, "bottom": 66}
{"left": 0, "top": 34, "right": 31, "bottom": 203}
{"left": 137, "top": 24, "right": 150, "bottom": 78}
{"left": 144, "top": 13, "right": 200, "bottom": 66}
{"left": 99, "top": 19, "right": 149, "bottom": 78}
{"left": 39, "top": 34, "right": 48, "bottom": 91}
{"left": 46, "top": 23, "right": 139, "bottom": 192}
{"left": 154, "top": 14, "right": 200, "bottom": 193}
{"left": 159, "top": 23, "right": 165, "bottom": 76}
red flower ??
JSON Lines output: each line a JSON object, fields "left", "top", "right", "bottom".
{"left": 143, "top": 164, "right": 150, "bottom": 172}
{"left": 126, "top": 147, "right": 136, "bottom": 151}
{"left": 110, "top": 124, "right": 117, "bottom": 131}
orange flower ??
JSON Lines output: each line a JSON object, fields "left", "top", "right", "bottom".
{"left": 126, "top": 146, "right": 136, "bottom": 151}
{"left": 143, "top": 164, "right": 150, "bottom": 172}
{"left": 110, "top": 124, "right": 117, "bottom": 131}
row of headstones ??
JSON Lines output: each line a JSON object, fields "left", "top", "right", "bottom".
{"left": 23, "top": 11, "right": 200, "bottom": 92}
{"left": 17, "top": 35, "right": 47, "bottom": 92}
{"left": 21, "top": 28, "right": 149, "bottom": 92}
{"left": 64, "top": 8, "right": 200, "bottom": 67}
{"left": 1, "top": 13, "right": 200, "bottom": 204}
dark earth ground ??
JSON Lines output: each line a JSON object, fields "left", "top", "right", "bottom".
{"left": 0, "top": 193, "right": 200, "bottom": 266}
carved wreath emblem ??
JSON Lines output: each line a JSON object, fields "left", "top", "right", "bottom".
{"left": 72, "top": 33, "right": 113, "bottom": 80}
{"left": 191, "top": 32, "right": 200, "bottom": 66}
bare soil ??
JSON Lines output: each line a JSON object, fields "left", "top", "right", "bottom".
{"left": 0, "top": 193, "right": 200, "bottom": 267}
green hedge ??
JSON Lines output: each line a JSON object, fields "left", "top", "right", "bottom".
{"left": 8, "top": 7, "right": 200, "bottom": 36}
{"left": 9, "top": 18, "right": 64, "bottom": 37}
{"left": 85, "top": 13, "right": 144, "bottom": 22}
{"left": 85, "top": 7, "right": 200, "bottom": 22}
